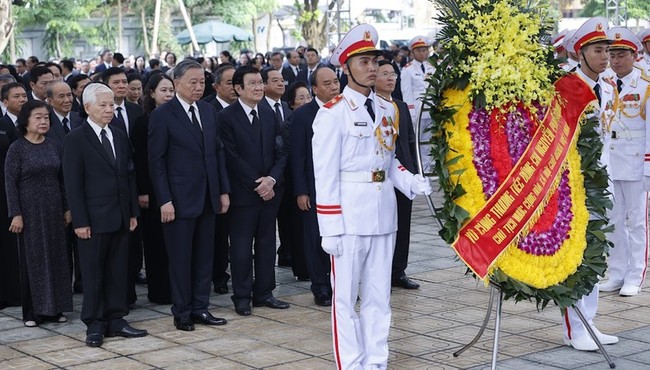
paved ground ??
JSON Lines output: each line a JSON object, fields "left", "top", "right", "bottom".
{"left": 1, "top": 196, "right": 650, "bottom": 369}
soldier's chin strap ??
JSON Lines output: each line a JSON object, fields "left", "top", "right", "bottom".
{"left": 580, "top": 49, "right": 601, "bottom": 77}
{"left": 345, "top": 60, "right": 373, "bottom": 90}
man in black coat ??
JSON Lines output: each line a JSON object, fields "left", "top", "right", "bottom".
{"left": 288, "top": 66, "right": 341, "bottom": 306}
{"left": 218, "top": 65, "right": 289, "bottom": 316}
{"left": 149, "top": 60, "right": 230, "bottom": 331}
{"left": 281, "top": 51, "right": 301, "bottom": 89}
{"left": 62, "top": 83, "right": 147, "bottom": 348}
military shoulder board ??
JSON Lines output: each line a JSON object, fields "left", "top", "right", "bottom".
{"left": 324, "top": 94, "right": 344, "bottom": 109}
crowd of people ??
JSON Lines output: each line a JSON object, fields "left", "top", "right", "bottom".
{"left": 2, "top": 18, "right": 650, "bottom": 369}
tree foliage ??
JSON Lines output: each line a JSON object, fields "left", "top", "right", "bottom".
{"left": 294, "top": 0, "right": 336, "bottom": 50}
{"left": 580, "top": 0, "right": 650, "bottom": 21}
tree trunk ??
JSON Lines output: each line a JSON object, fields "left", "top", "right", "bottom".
{"left": 0, "top": 0, "right": 14, "bottom": 57}
{"left": 177, "top": 0, "right": 200, "bottom": 53}
{"left": 56, "top": 32, "right": 62, "bottom": 59}
{"left": 266, "top": 12, "right": 273, "bottom": 52}
{"left": 117, "top": 0, "right": 123, "bottom": 51}
{"left": 141, "top": 7, "right": 151, "bottom": 58}
{"left": 151, "top": 0, "right": 162, "bottom": 56}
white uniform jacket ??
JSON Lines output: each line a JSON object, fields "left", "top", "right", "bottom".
{"left": 311, "top": 87, "right": 417, "bottom": 237}
{"left": 400, "top": 60, "right": 435, "bottom": 121}
{"left": 609, "top": 68, "right": 650, "bottom": 181}
{"left": 636, "top": 54, "right": 650, "bottom": 76}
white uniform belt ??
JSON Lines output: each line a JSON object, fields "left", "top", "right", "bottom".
{"left": 340, "top": 170, "right": 386, "bottom": 183}
{"left": 612, "top": 129, "right": 645, "bottom": 139}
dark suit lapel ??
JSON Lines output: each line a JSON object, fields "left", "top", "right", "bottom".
{"left": 233, "top": 101, "right": 259, "bottom": 144}
{"left": 82, "top": 122, "right": 116, "bottom": 169}
{"left": 49, "top": 114, "right": 66, "bottom": 143}
{"left": 170, "top": 97, "right": 204, "bottom": 149}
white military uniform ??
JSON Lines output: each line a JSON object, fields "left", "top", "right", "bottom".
{"left": 637, "top": 54, "right": 650, "bottom": 76}
{"left": 400, "top": 58, "right": 435, "bottom": 171}
{"left": 312, "top": 86, "right": 417, "bottom": 369}
{"left": 607, "top": 66, "right": 650, "bottom": 290}
{"left": 562, "top": 68, "right": 617, "bottom": 345}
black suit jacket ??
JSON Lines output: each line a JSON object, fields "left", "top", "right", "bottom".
{"left": 218, "top": 100, "right": 287, "bottom": 207}
{"left": 259, "top": 98, "right": 291, "bottom": 124}
{"left": 394, "top": 99, "right": 418, "bottom": 173}
{"left": 71, "top": 98, "right": 82, "bottom": 113}
{"left": 109, "top": 101, "right": 143, "bottom": 141}
{"left": 288, "top": 98, "right": 320, "bottom": 198}
{"left": 46, "top": 111, "right": 81, "bottom": 145}
{"left": 62, "top": 122, "right": 138, "bottom": 233}
{"left": 148, "top": 97, "right": 229, "bottom": 218}
{"left": 282, "top": 66, "right": 299, "bottom": 87}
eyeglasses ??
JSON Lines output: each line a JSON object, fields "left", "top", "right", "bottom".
{"left": 244, "top": 81, "right": 265, "bottom": 88}
{"left": 378, "top": 72, "right": 398, "bottom": 79}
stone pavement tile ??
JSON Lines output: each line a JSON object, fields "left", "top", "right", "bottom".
{"left": 34, "top": 346, "right": 118, "bottom": 367}
{"left": 0, "top": 316, "right": 24, "bottom": 331}
{"left": 0, "top": 326, "right": 57, "bottom": 345}
{"left": 279, "top": 336, "right": 333, "bottom": 357}
{"left": 131, "top": 346, "right": 212, "bottom": 368}
{"left": 243, "top": 322, "right": 325, "bottom": 344}
{"left": 99, "top": 335, "right": 175, "bottom": 355}
{"left": 572, "top": 357, "right": 647, "bottom": 370}
{"left": 430, "top": 306, "right": 497, "bottom": 325}
{"left": 0, "top": 346, "right": 23, "bottom": 361}
{"left": 586, "top": 338, "right": 648, "bottom": 358}
{"left": 222, "top": 342, "right": 310, "bottom": 368}
{"left": 439, "top": 288, "right": 492, "bottom": 307}
{"left": 618, "top": 326, "right": 650, "bottom": 343}
{"left": 163, "top": 357, "right": 251, "bottom": 370}
{"left": 498, "top": 314, "right": 560, "bottom": 334}
{"left": 43, "top": 318, "right": 87, "bottom": 336}
{"left": 392, "top": 294, "right": 462, "bottom": 315}
{"left": 591, "top": 314, "right": 646, "bottom": 335}
{"left": 520, "top": 346, "right": 604, "bottom": 369}
{"left": 388, "top": 327, "right": 420, "bottom": 341}
{"left": 411, "top": 268, "right": 469, "bottom": 284}
{"left": 394, "top": 312, "right": 465, "bottom": 335}
{"left": 266, "top": 355, "right": 332, "bottom": 369}
{"left": 134, "top": 317, "right": 177, "bottom": 334}
{"left": 467, "top": 357, "right": 565, "bottom": 370}
{"left": 154, "top": 325, "right": 228, "bottom": 345}
{"left": 596, "top": 295, "right": 642, "bottom": 314}
{"left": 624, "top": 346, "right": 650, "bottom": 366}
{"left": 462, "top": 332, "right": 562, "bottom": 357}
{"left": 518, "top": 324, "right": 566, "bottom": 347}
{"left": 0, "top": 355, "right": 56, "bottom": 369}
{"left": 421, "top": 347, "right": 510, "bottom": 369}
{"left": 606, "top": 306, "right": 650, "bottom": 325}
{"left": 189, "top": 335, "right": 270, "bottom": 357}
{"left": 390, "top": 334, "right": 456, "bottom": 357}
{"left": 9, "top": 335, "right": 83, "bottom": 355}
{"left": 67, "top": 356, "right": 153, "bottom": 370}
{"left": 422, "top": 323, "right": 486, "bottom": 344}
{"left": 122, "top": 307, "right": 169, "bottom": 322}
{"left": 390, "top": 356, "right": 462, "bottom": 369}
{"left": 0, "top": 306, "right": 21, "bottom": 319}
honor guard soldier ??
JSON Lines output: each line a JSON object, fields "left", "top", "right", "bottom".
{"left": 599, "top": 27, "right": 650, "bottom": 297}
{"left": 552, "top": 29, "right": 569, "bottom": 61}
{"left": 311, "top": 24, "right": 432, "bottom": 369}
{"left": 636, "top": 29, "right": 650, "bottom": 75}
{"left": 562, "top": 17, "right": 619, "bottom": 352}
{"left": 559, "top": 29, "right": 579, "bottom": 72}
{"left": 400, "top": 35, "right": 435, "bottom": 171}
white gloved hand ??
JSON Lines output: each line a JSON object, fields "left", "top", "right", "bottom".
{"left": 321, "top": 236, "right": 343, "bottom": 257}
{"left": 410, "top": 174, "right": 432, "bottom": 196}
{"left": 644, "top": 176, "right": 650, "bottom": 192}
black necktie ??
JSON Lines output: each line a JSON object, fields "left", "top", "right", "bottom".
{"left": 62, "top": 117, "right": 70, "bottom": 134}
{"left": 274, "top": 102, "right": 283, "bottom": 123}
{"left": 593, "top": 84, "right": 601, "bottom": 106}
{"left": 616, "top": 79, "right": 623, "bottom": 93}
{"left": 188, "top": 106, "right": 203, "bottom": 134}
{"left": 336, "top": 68, "right": 341, "bottom": 79}
{"left": 365, "top": 98, "right": 375, "bottom": 122}
{"left": 100, "top": 128, "right": 115, "bottom": 163}
{"left": 251, "top": 109, "right": 262, "bottom": 143}
{"left": 115, "top": 106, "right": 125, "bottom": 124}
{"left": 420, "top": 63, "right": 425, "bottom": 73}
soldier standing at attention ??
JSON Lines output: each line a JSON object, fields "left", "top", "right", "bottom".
{"left": 311, "top": 24, "right": 432, "bottom": 369}
{"left": 599, "top": 27, "right": 650, "bottom": 297}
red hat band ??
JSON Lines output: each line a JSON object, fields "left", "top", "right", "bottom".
{"left": 574, "top": 30, "right": 608, "bottom": 53}
{"left": 411, "top": 41, "right": 427, "bottom": 49}
{"left": 340, "top": 39, "right": 377, "bottom": 65}
{"left": 610, "top": 39, "right": 638, "bottom": 51}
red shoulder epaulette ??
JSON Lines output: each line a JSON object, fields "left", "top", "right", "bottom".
{"left": 324, "top": 94, "right": 343, "bottom": 109}
{"left": 603, "top": 77, "right": 616, "bottom": 87}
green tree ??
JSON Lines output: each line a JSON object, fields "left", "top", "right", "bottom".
{"left": 294, "top": 0, "right": 336, "bottom": 50}
{"left": 14, "top": 0, "right": 103, "bottom": 58}
{"left": 581, "top": 0, "right": 650, "bottom": 22}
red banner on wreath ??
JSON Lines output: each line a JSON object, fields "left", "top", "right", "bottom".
{"left": 452, "top": 73, "right": 596, "bottom": 278}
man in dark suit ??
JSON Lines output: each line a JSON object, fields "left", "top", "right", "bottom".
{"left": 67, "top": 74, "right": 91, "bottom": 113}
{"left": 296, "top": 48, "right": 323, "bottom": 92}
{"left": 202, "top": 64, "right": 237, "bottom": 294}
{"left": 62, "top": 83, "right": 147, "bottom": 348}
{"left": 281, "top": 51, "right": 301, "bottom": 89}
{"left": 218, "top": 65, "right": 290, "bottom": 316}
{"left": 1, "top": 82, "right": 27, "bottom": 131}
{"left": 375, "top": 60, "right": 420, "bottom": 289}
{"left": 28, "top": 66, "right": 54, "bottom": 101}
{"left": 102, "top": 67, "right": 145, "bottom": 303}
{"left": 260, "top": 67, "right": 304, "bottom": 276}
{"left": 149, "top": 59, "right": 230, "bottom": 331}
{"left": 288, "top": 66, "right": 340, "bottom": 306}
{"left": 94, "top": 49, "right": 113, "bottom": 73}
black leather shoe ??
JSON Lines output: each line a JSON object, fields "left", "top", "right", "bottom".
{"left": 214, "top": 282, "right": 228, "bottom": 294}
{"left": 235, "top": 305, "right": 251, "bottom": 316}
{"left": 85, "top": 333, "right": 103, "bottom": 347}
{"left": 253, "top": 296, "right": 290, "bottom": 309}
{"left": 173, "top": 317, "right": 195, "bottom": 331}
{"left": 392, "top": 275, "right": 420, "bottom": 289}
{"left": 314, "top": 293, "right": 332, "bottom": 307}
{"left": 106, "top": 324, "right": 148, "bottom": 338}
{"left": 135, "top": 271, "right": 148, "bottom": 285}
{"left": 191, "top": 312, "right": 227, "bottom": 326}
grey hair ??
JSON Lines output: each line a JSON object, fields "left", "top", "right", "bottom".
{"left": 213, "top": 64, "right": 235, "bottom": 84}
{"left": 46, "top": 81, "right": 70, "bottom": 98}
{"left": 82, "top": 82, "right": 114, "bottom": 106}
{"left": 173, "top": 59, "right": 203, "bottom": 80}
{"left": 0, "top": 74, "right": 16, "bottom": 84}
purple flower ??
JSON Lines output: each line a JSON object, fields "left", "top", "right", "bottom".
{"left": 468, "top": 108, "right": 499, "bottom": 197}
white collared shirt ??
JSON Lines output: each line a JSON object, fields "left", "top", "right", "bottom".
{"left": 291, "top": 65, "right": 299, "bottom": 76}
{"left": 6, "top": 112, "right": 17, "bottom": 127}
{"left": 265, "top": 96, "right": 284, "bottom": 121}
{"left": 176, "top": 94, "right": 202, "bottom": 129}
{"left": 216, "top": 95, "right": 230, "bottom": 109}
{"left": 54, "top": 110, "right": 71, "bottom": 131}
{"left": 238, "top": 98, "right": 258, "bottom": 124}
{"left": 87, "top": 118, "right": 116, "bottom": 157}
{"left": 31, "top": 91, "right": 41, "bottom": 101}
{"left": 315, "top": 97, "right": 326, "bottom": 108}
{"left": 576, "top": 67, "right": 598, "bottom": 89}
{"left": 114, "top": 101, "right": 130, "bottom": 135}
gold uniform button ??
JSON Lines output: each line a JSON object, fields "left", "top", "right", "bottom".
{"left": 377, "top": 185, "right": 382, "bottom": 190}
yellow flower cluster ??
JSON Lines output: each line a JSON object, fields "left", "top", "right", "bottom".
{"left": 452, "top": 0, "right": 554, "bottom": 109}
{"left": 444, "top": 86, "right": 590, "bottom": 289}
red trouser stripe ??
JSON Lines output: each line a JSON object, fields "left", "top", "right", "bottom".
{"left": 564, "top": 308, "right": 572, "bottom": 339}
{"left": 331, "top": 256, "right": 342, "bottom": 370}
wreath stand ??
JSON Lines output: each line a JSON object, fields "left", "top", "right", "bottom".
{"left": 415, "top": 107, "right": 616, "bottom": 369}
